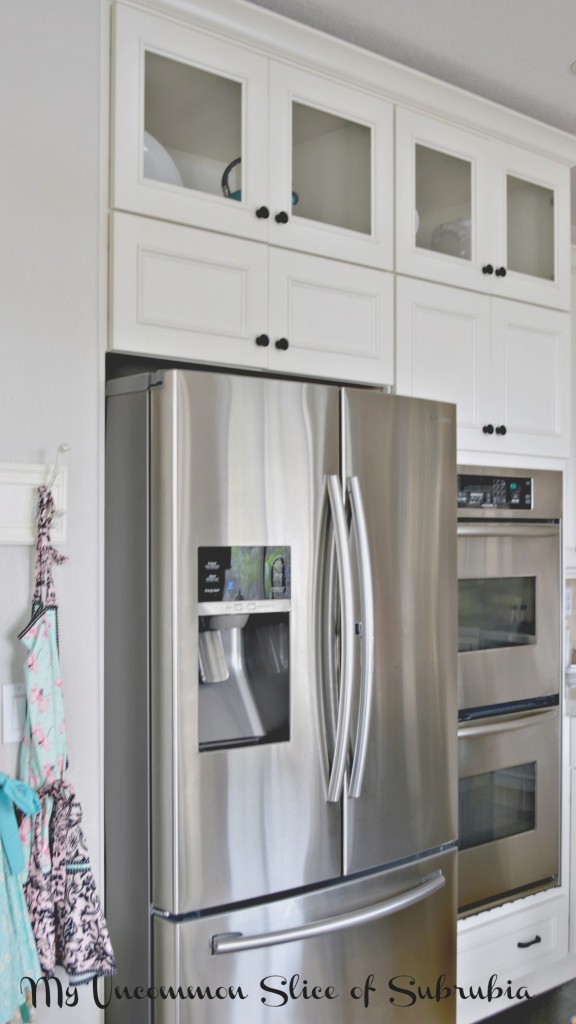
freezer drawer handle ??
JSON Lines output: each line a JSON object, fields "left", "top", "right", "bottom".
{"left": 517, "top": 934, "right": 541, "bottom": 949}
{"left": 347, "top": 476, "right": 375, "bottom": 799}
{"left": 211, "top": 871, "right": 445, "bottom": 955}
{"left": 326, "top": 475, "right": 355, "bottom": 803}
{"left": 457, "top": 707, "right": 557, "bottom": 739}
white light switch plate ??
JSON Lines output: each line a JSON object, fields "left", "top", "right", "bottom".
{"left": 3, "top": 683, "right": 26, "bottom": 744}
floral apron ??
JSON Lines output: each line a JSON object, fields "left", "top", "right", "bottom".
{"left": 0, "top": 774, "right": 41, "bottom": 1022}
{"left": 19, "top": 486, "right": 116, "bottom": 984}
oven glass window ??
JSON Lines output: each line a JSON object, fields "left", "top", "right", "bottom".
{"left": 458, "top": 576, "right": 536, "bottom": 652}
{"left": 459, "top": 762, "right": 536, "bottom": 850}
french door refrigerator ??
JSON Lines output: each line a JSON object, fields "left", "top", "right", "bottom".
{"left": 104, "top": 368, "right": 457, "bottom": 1024}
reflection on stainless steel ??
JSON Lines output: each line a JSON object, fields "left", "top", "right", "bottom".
{"left": 105, "top": 370, "right": 458, "bottom": 1024}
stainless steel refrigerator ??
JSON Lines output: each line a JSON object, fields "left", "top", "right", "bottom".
{"left": 104, "top": 368, "right": 457, "bottom": 1024}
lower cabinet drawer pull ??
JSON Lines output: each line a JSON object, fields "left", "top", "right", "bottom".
{"left": 517, "top": 935, "right": 541, "bottom": 948}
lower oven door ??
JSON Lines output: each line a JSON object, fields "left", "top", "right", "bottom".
{"left": 458, "top": 706, "right": 560, "bottom": 915}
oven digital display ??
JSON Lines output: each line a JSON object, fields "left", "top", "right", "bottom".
{"left": 457, "top": 474, "right": 532, "bottom": 510}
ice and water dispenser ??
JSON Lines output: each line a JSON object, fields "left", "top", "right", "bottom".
{"left": 198, "top": 546, "right": 290, "bottom": 750}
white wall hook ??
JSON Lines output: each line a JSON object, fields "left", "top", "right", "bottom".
{"left": 46, "top": 443, "right": 71, "bottom": 494}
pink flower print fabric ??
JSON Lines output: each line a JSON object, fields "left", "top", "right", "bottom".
{"left": 19, "top": 607, "right": 67, "bottom": 877}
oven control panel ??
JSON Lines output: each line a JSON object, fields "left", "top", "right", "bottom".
{"left": 457, "top": 473, "right": 533, "bottom": 510}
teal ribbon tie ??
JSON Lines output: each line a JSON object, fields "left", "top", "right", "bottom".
{"left": 0, "top": 773, "right": 41, "bottom": 875}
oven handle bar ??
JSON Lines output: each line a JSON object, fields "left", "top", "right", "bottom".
{"left": 458, "top": 708, "right": 557, "bottom": 739}
{"left": 211, "top": 871, "right": 445, "bottom": 954}
{"left": 458, "top": 525, "right": 559, "bottom": 538}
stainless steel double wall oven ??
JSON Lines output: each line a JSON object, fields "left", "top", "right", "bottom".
{"left": 457, "top": 466, "right": 562, "bottom": 914}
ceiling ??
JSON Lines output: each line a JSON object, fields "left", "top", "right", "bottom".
{"left": 245, "top": 0, "right": 576, "bottom": 235}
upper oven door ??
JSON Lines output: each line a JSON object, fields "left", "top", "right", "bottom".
{"left": 457, "top": 522, "right": 560, "bottom": 712}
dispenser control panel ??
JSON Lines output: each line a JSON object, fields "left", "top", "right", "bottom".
{"left": 198, "top": 546, "right": 291, "bottom": 603}
{"left": 457, "top": 474, "right": 533, "bottom": 511}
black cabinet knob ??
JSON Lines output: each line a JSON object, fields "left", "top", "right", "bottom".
{"left": 495, "top": 425, "right": 507, "bottom": 435}
{"left": 275, "top": 211, "right": 289, "bottom": 224}
{"left": 482, "top": 424, "right": 494, "bottom": 435}
{"left": 495, "top": 266, "right": 507, "bottom": 277}
{"left": 482, "top": 264, "right": 494, "bottom": 275}
{"left": 255, "top": 334, "right": 270, "bottom": 347}
{"left": 275, "top": 338, "right": 289, "bottom": 351}
{"left": 256, "top": 206, "right": 270, "bottom": 219}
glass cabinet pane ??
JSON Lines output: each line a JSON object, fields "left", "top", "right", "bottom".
{"left": 144, "top": 52, "right": 242, "bottom": 198}
{"left": 292, "top": 103, "right": 371, "bottom": 234}
{"left": 507, "top": 176, "right": 554, "bottom": 280}
{"left": 415, "top": 144, "right": 472, "bottom": 260}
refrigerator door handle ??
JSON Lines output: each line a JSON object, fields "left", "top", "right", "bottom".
{"left": 347, "top": 475, "right": 375, "bottom": 799}
{"left": 326, "top": 474, "right": 355, "bottom": 803}
{"left": 211, "top": 870, "right": 446, "bottom": 954}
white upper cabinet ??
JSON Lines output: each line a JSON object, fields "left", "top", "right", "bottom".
{"left": 110, "top": 211, "right": 394, "bottom": 385}
{"left": 396, "top": 276, "right": 570, "bottom": 458}
{"left": 396, "top": 109, "right": 571, "bottom": 310}
{"left": 112, "top": 4, "right": 394, "bottom": 270}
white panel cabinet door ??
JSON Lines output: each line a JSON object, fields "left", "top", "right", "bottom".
{"left": 395, "top": 277, "right": 492, "bottom": 445}
{"left": 112, "top": 4, "right": 270, "bottom": 242}
{"left": 489, "top": 298, "right": 570, "bottom": 458}
{"left": 396, "top": 277, "right": 570, "bottom": 457}
{"left": 268, "top": 248, "right": 393, "bottom": 384}
{"left": 396, "top": 108, "right": 571, "bottom": 311}
{"left": 110, "top": 212, "right": 270, "bottom": 369}
{"left": 268, "top": 62, "right": 393, "bottom": 270}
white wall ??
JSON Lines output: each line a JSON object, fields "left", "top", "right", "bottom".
{"left": 0, "top": 1, "right": 104, "bottom": 1020}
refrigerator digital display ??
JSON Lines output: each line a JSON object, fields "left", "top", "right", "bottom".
{"left": 198, "top": 546, "right": 291, "bottom": 602}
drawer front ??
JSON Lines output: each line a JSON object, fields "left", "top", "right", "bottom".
{"left": 458, "top": 897, "right": 568, "bottom": 987}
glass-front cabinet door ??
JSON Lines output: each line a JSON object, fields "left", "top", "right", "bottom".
{"left": 268, "top": 63, "right": 393, "bottom": 268}
{"left": 396, "top": 108, "right": 570, "bottom": 310}
{"left": 112, "top": 4, "right": 269, "bottom": 241}
{"left": 489, "top": 142, "right": 570, "bottom": 309}
{"left": 112, "top": 4, "right": 393, "bottom": 269}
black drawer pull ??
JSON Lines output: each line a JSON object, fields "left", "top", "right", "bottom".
{"left": 495, "top": 266, "right": 507, "bottom": 277}
{"left": 495, "top": 424, "right": 507, "bottom": 436}
{"left": 517, "top": 935, "right": 541, "bottom": 949}
{"left": 275, "top": 211, "right": 289, "bottom": 224}
{"left": 482, "top": 264, "right": 494, "bottom": 275}
{"left": 482, "top": 424, "right": 494, "bottom": 435}
{"left": 256, "top": 206, "right": 270, "bottom": 219}
{"left": 275, "top": 338, "right": 289, "bottom": 351}
{"left": 255, "top": 334, "right": 270, "bottom": 347}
